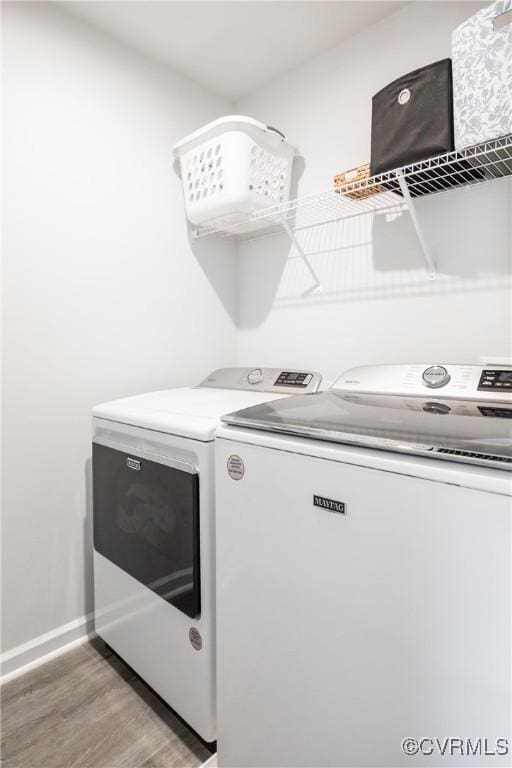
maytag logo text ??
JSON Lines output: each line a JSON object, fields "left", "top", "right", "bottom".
{"left": 313, "top": 495, "right": 346, "bottom": 514}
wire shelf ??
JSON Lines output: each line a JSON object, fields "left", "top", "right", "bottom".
{"left": 191, "top": 133, "right": 512, "bottom": 241}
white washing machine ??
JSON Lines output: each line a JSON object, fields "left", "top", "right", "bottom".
{"left": 91, "top": 367, "right": 321, "bottom": 742}
{"left": 215, "top": 364, "right": 512, "bottom": 766}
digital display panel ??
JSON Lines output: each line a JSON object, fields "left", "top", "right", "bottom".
{"left": 478, "top": 407, "right": 512, "bottom": 418}
{"left": 275, "top": 371, "right": 312, "bottom": 387}
{"left": 478, "top": 369, "right": 512, "bottom": 391}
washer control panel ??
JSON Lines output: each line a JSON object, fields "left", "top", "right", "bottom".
{"left": 200, "top": 367, "right": 322, "bottom": 394}
{"left": 478, "top": 369, "right": 512, "bottom": 391}
{"left": 334, "top": 364, "right": 512, "bottom": 401}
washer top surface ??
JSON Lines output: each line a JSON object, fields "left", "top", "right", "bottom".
{"left": 221, "top": 364, "right": 512, "bottom": 470}
{"left": 92, "top": 367, "right": 321, "bottom": 441}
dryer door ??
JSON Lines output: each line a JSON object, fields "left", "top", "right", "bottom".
{"left": 92, "top": 438, "right": 200, "bottom": 619}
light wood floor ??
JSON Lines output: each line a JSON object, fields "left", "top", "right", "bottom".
{"left": 1, "top": 638, "right": 213, "bottom": 768}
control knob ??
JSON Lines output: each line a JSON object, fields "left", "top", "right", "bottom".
{"left": 423, "top": 402, "right": 451, "bottom": 415}
{"left": 247, "top": 368, "right": 263, "bottom": 385}
{"left": 422, "top": 365, "right": 450, "bottom": 388}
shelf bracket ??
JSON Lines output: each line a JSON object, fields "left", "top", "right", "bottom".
{"left": 280, "top": 218, "right": 321, "bottom": 293}
{"left": 396, "top": 172, "right": 436, "bottom": 279}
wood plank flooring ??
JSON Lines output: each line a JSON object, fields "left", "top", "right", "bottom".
{"left": 1, "top": 638, "right": 213, "bottom": 768}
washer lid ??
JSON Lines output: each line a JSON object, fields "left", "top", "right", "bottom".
{"left": 221, "top": 390, "right": 512, "bottom": 469}
{"left": 92, "top": 387, "right": 291, "bottom": 441}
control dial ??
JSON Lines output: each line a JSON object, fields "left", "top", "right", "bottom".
{"left": 247, "top": 368, "right": 263, "bottom": 385}
{"left": 422, "top": 365, "right": 450, "bottom": 388}
{"left": 423, "top": 402, "right": 451, "bottom": 415}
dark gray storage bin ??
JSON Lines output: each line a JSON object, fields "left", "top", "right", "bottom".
{"left": 371, "top": 59, "right": 454, "bottom": 177}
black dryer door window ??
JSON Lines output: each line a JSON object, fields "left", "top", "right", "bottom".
{"left": 93, "top": 440, "right": 200, "bottom": 619}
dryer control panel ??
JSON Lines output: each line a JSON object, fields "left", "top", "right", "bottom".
{"left": 334, "top": 364, "right": 512, "bottom": 401}
{"left": 199, "top": 367, "right": 322, "bottom": 394}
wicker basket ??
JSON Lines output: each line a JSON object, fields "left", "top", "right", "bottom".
{"left": 333, "top": 163, "right": 384, "bottom": 199}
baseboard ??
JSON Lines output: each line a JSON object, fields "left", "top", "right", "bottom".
{"left": 0, "top": 614, "right": 96, "bottom": 685}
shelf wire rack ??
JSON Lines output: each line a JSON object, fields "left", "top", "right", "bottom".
{"left": 191, "top": 133, "right": 512, "bottom": 280}
{"left": 192, "top": 134, "right": 512, "bottom": 240}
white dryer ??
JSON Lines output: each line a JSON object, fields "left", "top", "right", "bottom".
{"left": 91, "top": 367, "right": 321, "bottom": 742}
{"left": 215, "top": 364, "right": 512, "bottom": 766}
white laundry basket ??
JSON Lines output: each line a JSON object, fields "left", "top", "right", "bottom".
{"left": 172, "top": 115, "right": 297, "bottom": 234}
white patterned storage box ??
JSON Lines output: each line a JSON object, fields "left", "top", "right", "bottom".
{"left": 452, "top": 0, "right": 512, "bottom": 149}
{"left": 173, "top": 115, "right": 296, "bottom": 234}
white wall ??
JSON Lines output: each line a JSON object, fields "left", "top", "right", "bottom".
{"left": 235, "top": 1, "right": 512, "bottom": 382}
{"left": 1, "top": 2, "right": 236, "bottom": 660}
